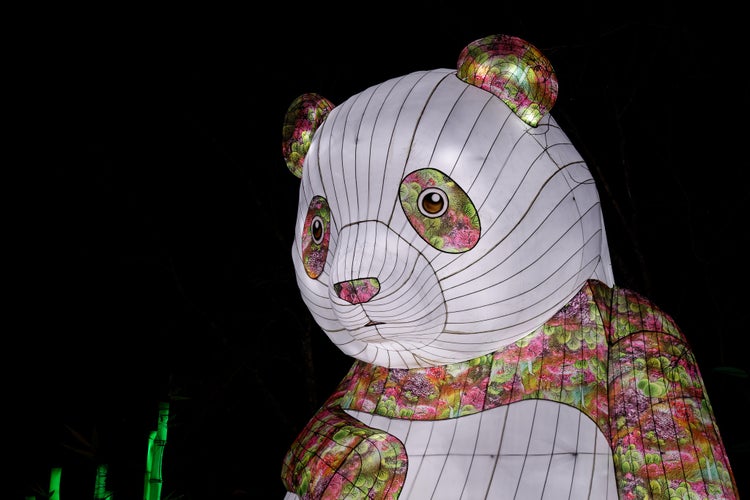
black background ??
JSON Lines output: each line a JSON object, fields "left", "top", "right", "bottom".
{"left": 11, "top": 3, "right": 748, "bottom": 498}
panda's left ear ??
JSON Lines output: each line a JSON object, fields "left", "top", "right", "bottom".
{"left": 457, "top": 34, "right": 558, "bottom": 127}
{"left": 281, "top": 93, "right": 335, "bottom": 178}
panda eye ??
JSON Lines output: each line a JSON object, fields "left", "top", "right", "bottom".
{"left": 418, "top": 188, "right": 448, "bottom": 217}
{"left": 310, "top": 216, "right": 325, "bottom": 244}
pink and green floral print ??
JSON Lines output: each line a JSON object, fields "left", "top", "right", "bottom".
{"left": 399, "top": 168, "right": 480, "bottom": 253}
{"left": 609, "top": 332, "right": 735, "bottom": 499}
{"left": 334, "top": 278, "right": 380, "bottom": 304}
{"left": 456, "top": 34, "right": 558, "bottom": 127}
{"left": 301, "top": 196, "right": 331, "bottom": 279}
{"left": 281, "top": 407, "right": 407, "bottom": 499}
{"left": 282, "top": 93, "right": 335, "bottom": 178}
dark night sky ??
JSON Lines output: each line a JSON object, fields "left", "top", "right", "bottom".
{"left": 11, "top": 3, "right": 748, "bottom": 498}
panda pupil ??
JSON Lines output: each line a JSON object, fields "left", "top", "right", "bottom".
{"left": 423, "top": 193, "right": 443, "bottom": 214}
{"left": 312, "top": 219, "right": 322, "bottom": 240}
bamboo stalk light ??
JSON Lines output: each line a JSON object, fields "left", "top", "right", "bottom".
{"left": 49, "top": 466, "right": 61, "bottom": 500}
{"left": 144, "top": 402, "right": 169, "bottom": 500}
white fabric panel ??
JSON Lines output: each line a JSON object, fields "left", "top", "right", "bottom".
{"left": 526, "top": 401, "right": 560, "bottom": 455}
{"left": 407, "top": 74, "right": 477, "bottom": 171}
{"left": 324, "top": 95, "right": 354, "bottom": 226}
{"left": 498, "top": 402, "right": 537, "bottom": 455}
{"left": 422, "top": 417, "right": 458, "bottom": 455}
{"left": 486, "top": 455, "right": 526, "bottom": 498}
{"left": 461, "top": 456, "right": 502, "bottom": 499}
{"left": 379, "top": 70, "right": 456, "bottom": 223}
{"left": 552, "top": 402, "right": 580, "bottom": 454}
{"left": 433, "top": 454, "right": 474, "bottom": 500}
{"left": 449, "top": 414, "right": 481, "bottom": 455}
{"left": 516, "top": 454, "right": 555, "bottom": 498}
{"left": 345, "top": 399, "right": 617, "bottom": 499}
{"left": 362, "top": 72, "right": 438, "bottom": 222}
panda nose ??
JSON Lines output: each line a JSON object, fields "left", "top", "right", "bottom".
{"left": 334, "top": 278, "right": 380, "bottom": 304}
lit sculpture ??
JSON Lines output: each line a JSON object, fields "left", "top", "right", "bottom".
{"left": 279, "top": 34, "right": 739, "bottom": 499}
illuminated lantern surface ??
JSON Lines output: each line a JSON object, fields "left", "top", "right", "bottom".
{"left": 279, "top": 34, "right": 738, "bottom": 499}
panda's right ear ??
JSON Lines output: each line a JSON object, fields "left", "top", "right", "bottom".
{"left": 281, "top": 93, "right": 335, "bottom": 178}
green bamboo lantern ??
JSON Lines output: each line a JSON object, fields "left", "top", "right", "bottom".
{"left": 93, "top": 463, "right": 110, "bottom": 499}
{"left": 49, "top": 467, "right": 61, "bottom": 500}
{"left": 144, "top": 402, "right": 169, "bottom": 500}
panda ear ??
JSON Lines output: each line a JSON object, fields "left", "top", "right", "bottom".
{"left": 457, "top": 34, "right": 558, "bottom": 127}
{"left": 281, "top": 93, "right": 335, "bottom": 178}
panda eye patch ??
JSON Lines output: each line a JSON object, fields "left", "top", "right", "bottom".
{"left": 301, "top": 196, "right": 331, "bottom": 279}
{"left": 399, "top": 168, "right": 480, "bottom": 253}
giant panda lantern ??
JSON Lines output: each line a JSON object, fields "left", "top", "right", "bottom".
{"left": 279, "top": 34, "right": 739, "bottom": 499}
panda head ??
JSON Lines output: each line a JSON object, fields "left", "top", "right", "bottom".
{"left": 281, "top": 34, "right": 614, "bottom": 369}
